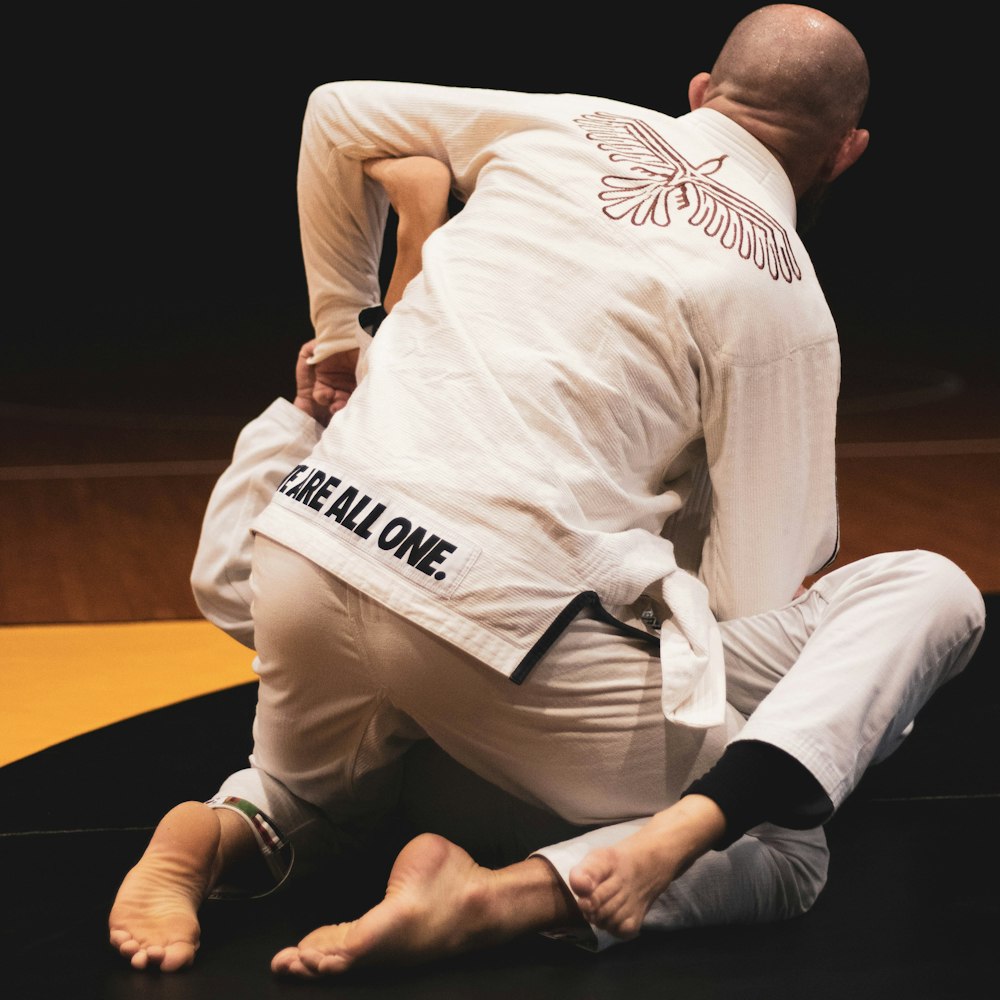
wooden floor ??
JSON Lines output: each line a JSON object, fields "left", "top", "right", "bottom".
{"left": 820, "top": 353, "right": 999, "bottom": 589}
{"left": 1, "top": 341, "right": 996, "bottom": 628}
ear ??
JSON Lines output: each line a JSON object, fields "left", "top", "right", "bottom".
{"left": 688, "top": 72, "right": 712, "bottom": 111}
{"left": 825, "top": 127, "right": 870, "bottom": 182}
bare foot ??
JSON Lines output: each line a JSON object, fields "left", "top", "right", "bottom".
{"left": 568, "top": 795, "right": 725, "bottom": 939}
{"left": 271, "top": 832, "right": 572, "bottom": 978}
{"left": 108, "top": 801, "right": 221, "bottom": 972}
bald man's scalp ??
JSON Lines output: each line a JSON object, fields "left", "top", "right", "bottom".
{"left": 709, "top": 4, "right": 869, "bottom": 136}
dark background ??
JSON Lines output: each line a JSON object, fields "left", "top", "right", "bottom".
{"left": 5, "top": 10, "right": 998, "bottom": 997}
{"left": 10, "top": 3, "right": 992, "bottom": 422}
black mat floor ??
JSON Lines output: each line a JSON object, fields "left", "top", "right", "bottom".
{"left": 5, "top": 596, "right": 996, "bottom": 1000}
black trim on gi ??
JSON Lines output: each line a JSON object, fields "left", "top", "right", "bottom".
{"left": 817, "top": 499, "right": 841, "bottom": 573}
{"left": 359, "top": 305, "right": 388, "bottom": 335}
{"left": 509, "top": 590, "right": 659, "bottom": 685}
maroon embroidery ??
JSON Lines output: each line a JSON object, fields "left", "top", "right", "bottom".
{"left": 576, "top": 111, "right": 801, "bottom": 283}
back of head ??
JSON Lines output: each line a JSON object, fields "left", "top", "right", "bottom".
{"left": 708, "top": 5, "right": 869, "bottom": 153}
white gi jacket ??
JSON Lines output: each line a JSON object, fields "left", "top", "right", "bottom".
{"left": 249, "top": 81, "right": 841, "bottom": 727}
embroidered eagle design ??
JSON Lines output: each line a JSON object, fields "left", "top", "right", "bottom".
{"left": 576, "top": 111, "right": 801, "bottom": 283}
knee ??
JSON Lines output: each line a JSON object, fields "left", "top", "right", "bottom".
{"left": 897, "top": 550, "right": 986, "bottom": 636}
{"left": 738, "top": 824, "right": 829, "bottom": 920}
{"left": 845, "top": 549, "right": 985, "bottom": 637}
{"left": 774, "top": 826, "right": 829, "bottom": 917}
{"left": 789, "top": 840, "right": 829, "bottom": 915}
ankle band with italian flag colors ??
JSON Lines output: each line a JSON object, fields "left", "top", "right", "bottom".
{"left": 205, "top": 794, "right": 293, "bottom": 895}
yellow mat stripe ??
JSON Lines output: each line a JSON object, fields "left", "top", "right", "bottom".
{"left": 0, "top": 620, "right": 257, "bottom": 767}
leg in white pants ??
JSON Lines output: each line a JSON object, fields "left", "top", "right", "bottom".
{"left": 536, "top": 550, "right": 985, "bottom": 947}
{"left": 723, "top": 549, "right": 985, "bottom": 807}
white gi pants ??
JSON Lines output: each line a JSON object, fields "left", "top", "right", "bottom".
{"left": 213, "top": 539, "right": 984, "bottom": 946}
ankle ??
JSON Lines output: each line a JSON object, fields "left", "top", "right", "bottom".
{"left": 488, "top": 857, "right": 584, "bottom": 938}
{"left": 666, "top": 794, "right": 727, "bottom": 863}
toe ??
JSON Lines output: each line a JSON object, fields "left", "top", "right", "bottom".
{"left": 317, "top": 953, "right": 352, "bottom": 975}
{"left": 160, "top": 942, "right": 196, "bottom": 972}
{"left": 298, "top": 948, "right": 327, "bottom": 972}
{"left": 271, "top": 947, "right": 299, "bottom": 973}
{"left": 117, "top": 937, "right": 140, "bottom": 957}
{"left": 272, "top": 947, "right": 319, "bottom": 978}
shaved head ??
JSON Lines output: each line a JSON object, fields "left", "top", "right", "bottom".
{"left": 711, "top": 4, "right": 868, "bottom": 135}
{"left": 691, "top": 5, "right": 870, "bottom": 207}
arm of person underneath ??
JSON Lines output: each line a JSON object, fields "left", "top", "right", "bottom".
{"left": 363, "top": 155, "right": 451, "bottom": 312}
{"left": 310, "top": 154, "right": 452, "bottom": 409}
{"left": 296, "top": 79, "right": 548, "bottom": 367}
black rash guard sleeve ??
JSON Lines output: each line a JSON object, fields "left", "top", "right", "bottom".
{"left": 683, "top": 740, "right": 834, "bottom": 849}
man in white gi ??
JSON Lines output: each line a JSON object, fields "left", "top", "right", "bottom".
{"left": 108, "top": 4, "right": 986, "bottom": 976}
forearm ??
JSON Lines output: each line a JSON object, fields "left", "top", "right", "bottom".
{"left": 297, "top": 80, "right": 533, "bottom": 361}
{"left": 363, "top": 156, "right": 452, "bottom": 312}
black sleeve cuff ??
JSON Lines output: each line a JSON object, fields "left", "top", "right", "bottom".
{"left": 358, "top": 305, "right": 387, "bottom": 335}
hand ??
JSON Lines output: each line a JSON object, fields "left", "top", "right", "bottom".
{"left": 294, "top": 340, "right": 359, "bottom": 425}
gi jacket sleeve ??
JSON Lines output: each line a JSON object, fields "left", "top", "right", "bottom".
{"left": 296, "top": 80, "right": 547, "bottom": 362}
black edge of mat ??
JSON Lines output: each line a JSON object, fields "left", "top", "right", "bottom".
{"left": 3, "top": 596, "right": 996, "bottom": 1000}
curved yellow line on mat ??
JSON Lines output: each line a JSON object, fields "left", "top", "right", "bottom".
{"left": 0, "top": 620, "right": 257, "bottom": 767}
